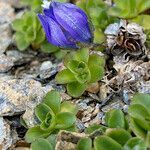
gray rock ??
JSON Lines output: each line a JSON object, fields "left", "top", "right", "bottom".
{"left": 0, "top": 0, "right": 22, "bottom": 8}
{"left": 0, "top": 76, "right": 52, "bottom": 117}
{"left": 0, "top": 117, "right": 18, "bottom": 150}
{"left": 39, "top": 61, "right": 58, "bottom": 79}
{"left": 0, "top": 54, "right": 14, "bottom": 73}
{"left": 0, "top": 2, "right": 15, "bottom": 53}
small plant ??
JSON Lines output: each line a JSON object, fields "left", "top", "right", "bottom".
{"left": 77, "top": 108, "right": 147, "bottom": 150}
{"left": 56, "top": 48, "right": 105, "bottom": 97}
{"left": 108, "top": 0, "right": 150, "bottom": 19}
{"left": 25, "top": 90, "right": 78, "bottom": 145}
{"left": 12, "top": 11, "right": 45, "bottom": 51}
{"left": 128, "top": 93, "right": 150, "bottom": 148}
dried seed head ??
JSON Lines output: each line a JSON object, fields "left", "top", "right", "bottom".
{"left": 105, "top": 20, "right": 146, "bottom": 56}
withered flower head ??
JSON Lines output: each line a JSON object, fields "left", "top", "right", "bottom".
{"left": 104, "top": 20, "right": 146, "bottom": 56}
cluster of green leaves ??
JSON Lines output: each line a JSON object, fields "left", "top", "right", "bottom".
{"left": 76, "top": 0, "right": 150, "bottom": 48}
{"left": 76, "top": 93, "right": 150, "bottom": 150}
{"left": 128, "top": 93, "right": 150, "bottom": 147}
{"left": 108, "top": 0, "right": 150, "bottom": 19}
{"left": 21, "top": 0, "right": 42, "bottom": 12}
{"left": 77, "top": 109, "right": 147, "bottom": 150}
{"left": 56, "top": 48, "right": 105, "bottom": 97}
{"left": 25, "top": 90, "right": 78, "bottom": 149}
{"left": 76, "top": 0, "right": 118, "bottom": 44}
{"left": 12, "top": 11, "right": 45, "bottom": 51}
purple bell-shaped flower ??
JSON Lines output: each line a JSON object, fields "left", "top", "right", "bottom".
{"left": 38, "top": 0, "right": 92, "bottom": 49}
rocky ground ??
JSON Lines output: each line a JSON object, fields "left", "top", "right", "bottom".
{"left": 0, "top": 1, "right": 149, "bottom": 150}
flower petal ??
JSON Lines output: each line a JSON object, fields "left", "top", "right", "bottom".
{"left": 38, "top": 14, "right": 77, "bottom": 48}
{"left": 51, "top": 2, "right": 92, "bottom": 43}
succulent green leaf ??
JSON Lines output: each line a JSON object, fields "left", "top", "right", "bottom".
{"left": 108, "top": 0, "right": 150, "bottom": 19}
{"left": 67, "top": 82, "right": 87, "bottom": 97}
{"left": 56, "top": 69, "right": 76, "bottom": 84}
{"left": 40, "top": 112, "right": 55, "bottom": 131}
{"left": 12, "top": 19, "right": 24, "bottom": 31}
{"left": 88, "top": 65, "right": 104, "bottom": 83}
{"left": 74, "top": 48, "right": 89, "bottom": 63}
{"left": 94, "top": 135, "right": 122, "bottom": 150}
{"left": 15, "top": 32, "right": 30, "bottom": 51}
{"left": 132, "top": 15, "right": 150, "bottom": 30}
{"left": 34, "top": 27, "right": 45, "bottom": 45}
{"left": 88, "top": 54, "right": 105, "bottom": 67}
{"left": 47, "top": 134, "right": 57, "bottom": 150}
{"left": 106, "top": 128, "right": 132, "bottom": 146}
{"left": 132, "top": 93, "right": 150, "bottom": 111}
{"left": 85, "top": 124, "right": 107, "bottom": 134}
{"left": 43, "top": 91, "right": 61, "bottom": 114}
{"left": 55, "top": 112, "right": 76, "bottom": 129}
{"left": 67, "top": 60, "right": 87, "bottom": 73}
{"left": 31, "top": 138, "right": 53, "bottom": 150}
{"left": 105, "top": 109, "right": 126, "bottom": 129}
{"left": 35, "top": 103, "right": 51, "bottom": 122}
{"left": 146, "top": 131, "right": 150, "bottom": 147}
{"left": 41, "top": 41, "right": 59, "bottom": 53}
{"left": 130, "top": 117, "right": 147, "bottom": 140}
{"left": 88, "top": 54, "right": 105, "bottom": 83}
{"left": 128, "top": 104, "right": 150, "bottom": 120}
{"left": 26, "top": 26, "right": 36, "bottom": 42}
{"left": 124, "top": 137, "right": 147, "bottom": 150}
{"left": 60, "top": 101, "right": 78, "bottom": 115}
{"left": 77, "top": 137, "right": 92, "bottom": 150}
{"left": 25, "top": 126, "right": 50, "bottom": 143}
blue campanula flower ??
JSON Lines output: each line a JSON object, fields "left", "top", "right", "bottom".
{"left": 38, "top": 0, "right": 92, "bottom": 49}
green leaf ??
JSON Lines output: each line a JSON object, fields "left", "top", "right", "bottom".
{"left": 25, "top": 126, "right": 50, "bottom": 143}
{"left": 105, "top": 109, "right": 126, "bottom": 129}
{"left": 106, "top": 128, "right": 132, "bottom": 146}
{"left": 63, "top": 49, "right": 89, "bottom": 67}
{"left": 146, "top": 131, "right": 150, "bottom": 147}
{"left": 12, "top": 19, "right": 24, "bottom": 31}
{"left": 47, "top": 134, "right": 57, "bottom": 150}
{"left": 56, "top": 69, "right": 76, "bottom": 84}
{"left": 132, "top": 93, "right": 150, "bottom": 111}
{"left": 94, "top": 135, "right": 122, "bottom": 150}
{"left": 26, "top": 26, "right": 36, "bottom": 42}
{"left": 60, "top": 101, "right": 78, "bottom": 115}
{"left": 67, "top": 82, "right": 87, "bottom": 97}
{"left": 89, "top": 65, "right": 104, "bottom": 83}
{"left": 74, "top": 48, "right": 89, "bottom": 63}
{"left": 88, "top": 54, "right": 105, "bottom": 67}
{"left": 132, "top": 15, "right": 150, "bottom": 30}
{"left": 85, "top": 124, "right": 107, "bottom": 134}
{"left": 43, "top": 91, "right": 61, "bottom": 114}
{"left": 88, "top": 54, "right": 105, "bottom": 83}
{"left": 35, "top": 103, "right": 51, "bottom": 122}
{"left": 40, "top": 41, "right": 59, "bottom": 53}
{"left": 77, "top": 137, "right": 92, "bottom": 150}
{"left": 130, "top": 117, "right": 147, "bottom": 140}
{"left": 40, "top": 112, "right": 56, "bottom": 131}
{"left": 34, "top": 27, "right": 45, "bottom": 45}
{"left": 15, "top": 32, "right": 30, "bottom": 51}
{"left": 55, "top": 112, "right": 76, "bottom": 129}
{"left": 128, "top": 104, "right": 150, "bottom": 120}
{"left": 124, "top": 137, "right": 147, "bottom": 150}
{"left": 31, "top": 138, "right": 53, "bottom": 150}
